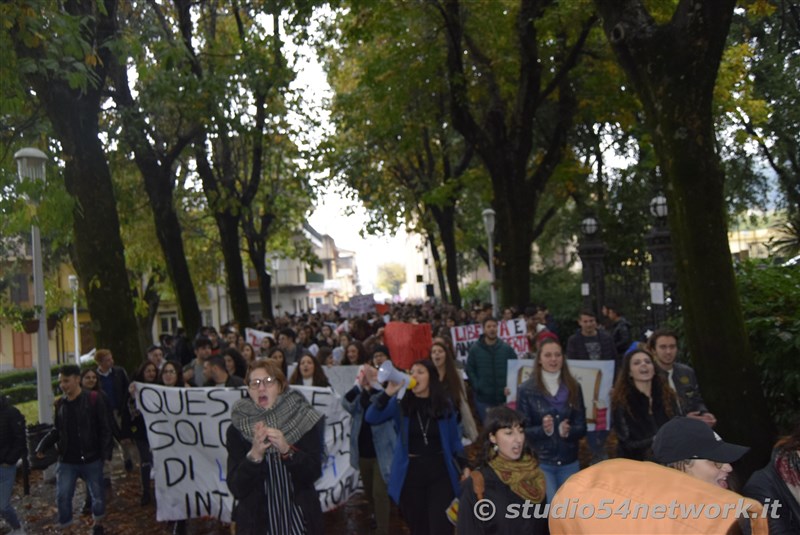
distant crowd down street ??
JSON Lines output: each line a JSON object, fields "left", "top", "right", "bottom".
{"left": 2, "top": 300, "right": 798, "bottom": 535}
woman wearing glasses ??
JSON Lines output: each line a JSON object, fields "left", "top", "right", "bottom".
{"left": 226, "top": 359, "right": 325, "bottom": 534}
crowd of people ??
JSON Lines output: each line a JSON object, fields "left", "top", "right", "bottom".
{"left": 0, "top": 300, "right": 798, "bottom": 535}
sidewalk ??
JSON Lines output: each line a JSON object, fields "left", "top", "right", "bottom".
{"left": 5, "top": 454, "right": 408, "bottom": 534}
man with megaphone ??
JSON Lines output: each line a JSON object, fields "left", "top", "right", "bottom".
{"left": 366, "top": 359, "right": 468, "bottom": 535}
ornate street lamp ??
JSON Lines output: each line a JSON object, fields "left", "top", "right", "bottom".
{"left": 15, "top": 147, "right": 53, "bottom": 424}
{"left": 481, "top": 208, "right": 498, "bottom": 318}
{"left": 578, "top": 215, "right": 606, "bottom": 315}
{"left": 646, "top": 193, "right": 676, "bottom": 327}
{"left": 581, "top": 216, "right": 600, "bottom": 236}
{"left": 649, "top": 194, "right": 668, "bottom": 219}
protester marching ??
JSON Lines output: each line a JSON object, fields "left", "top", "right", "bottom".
{"left": 3, "top": 299, "right": 796, "bottom": 535}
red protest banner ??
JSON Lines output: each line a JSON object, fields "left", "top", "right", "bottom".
{"left": 384, "top": 322, "right": 433, "bottom": 370}
{"left": 375, "top": 303, "right": 390, "bottom": 315}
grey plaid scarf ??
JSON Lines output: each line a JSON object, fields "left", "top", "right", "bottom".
{"left": 231, "top": 388, "right": 322, "bottom": 447}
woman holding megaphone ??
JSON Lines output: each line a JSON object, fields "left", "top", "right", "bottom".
{"left": 366, "top": 359, "right": 467, "bottom": 535}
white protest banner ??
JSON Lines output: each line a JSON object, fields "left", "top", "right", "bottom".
{"left": 135, "top": 384, "right": 357, "bottom": 522}
{"left": 349, "top": 294, "right": 376, "bottom": 316}
{"left": 503, "top": 359, "right": 615, "bottom": 432}
{"left": 568, "top": 359, "right": 615, "bottom": 432}
{"left": 450, "top": 318, "right": 529, "bottom": 361}
{"left": 320, "top": 365, "right": 360, "bottom": 397}
{"left": 244, "top": 327, "right": 273, "bottom": 348}
{"left": 504, "top": 359, "right": 535, "bottom": 408}
{"left": 338, "top": 302, "right": 352, "bottom": 318}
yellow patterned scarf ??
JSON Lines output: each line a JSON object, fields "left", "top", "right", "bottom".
{"left": 488, "top": 453, "right": 546, "bottom": 503}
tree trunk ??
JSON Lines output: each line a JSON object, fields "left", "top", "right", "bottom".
{"left": 216, "top": 211, "right": 252, "bottom": 328}
{"left": 436, "top": 0, "right": 588, "bottom": 311}
{"left": 496, "top": 192, "right": 536, "bottom": 311}
{"left": 135, "top": 275, "right": 161, "bottom": 351}
{"left": 11, "top": 0, "right": 143, "bottom": 371}
{"left": 430, "top": 206, "right": 463, "bottom": 307}
{"left": 245, "top": 233, "right": 274, "bottom": 322}
{"left": 151, "top": 193, "right": 203, "bottom": 336}
{"left": 107, "top": 52, "right": 203, "bottom": 338}
{"left": 595, "top": 0, "right": 775, "bottom": 478}
{"left": 425, "top": 231, "right": 449, "bottom": 304}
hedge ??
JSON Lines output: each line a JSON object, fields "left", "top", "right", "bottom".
{"left": 0, "top": 362, "right": 94, "bottom": 404}
{"left": 1, "top": 384, "right": 37, "bottom": 404}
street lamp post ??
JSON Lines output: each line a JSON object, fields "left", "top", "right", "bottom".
{"left": 15, "top": 147, "right": 53, "bottom": 424}
{"left": 481, "top": 208, "right": 498, "bottom": 318}
{"left": 68, "top": 274, "right": 80, "bottom": 363}
{"left": 645, "top": 194, "right": 675, "bottom": 327}
{"left": 578, "top": 216, "right": 606, "bottom": 316}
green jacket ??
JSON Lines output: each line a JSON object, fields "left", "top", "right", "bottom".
{"left": 466, "top": 335, "right": 516, "bottom": 405}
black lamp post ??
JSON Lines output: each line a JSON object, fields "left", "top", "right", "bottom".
{"left": 578, "top": 216, "right": 606, "bottom": 316}
{"left": 645, "top": 194, "right": 676, "bottom": 327}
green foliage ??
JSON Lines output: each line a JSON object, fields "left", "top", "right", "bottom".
{"left": 0, "top": 368, "right": 38, "bottom": 390}
{"left": 719, "top": 3, "right": 800, "bottom": 218}
{"left": 736, "top": 260, "right": 800, "bottom": 432}
{"left": 2, "top": 383, "right": 36, "bottom": 404}
{"left": 460, "top": 280, "right": 490, "bottom": 306}
{"left": 529, "top": 268, "right": 582, "bottom": 335}
{"left": 12, "top": 399, "right": 38, "bottom": 426}
{"left": 376, "top": 262, "right": 405, "bottom": 296}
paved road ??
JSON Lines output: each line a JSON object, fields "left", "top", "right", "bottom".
{"left": 7, "top": 455, "right": 411, "bottom": 534}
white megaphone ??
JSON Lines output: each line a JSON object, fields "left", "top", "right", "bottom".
{"left": 377, "top": 361, "right": 417, "bottom": 399}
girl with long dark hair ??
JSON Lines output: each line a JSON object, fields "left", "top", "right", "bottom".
{"left": 366, "top": 359, "right": 466, "bottom": 534}
{"left": 457, "top": 406, "right": 548, "bottom": 534}
{"left": 612, "top": 346, "right": 678, "bottom": 460}
{"left": 268, "top": 347, "right": 289, "bottom": 378}
{"left": 222, "top": 347, "right": 248, "bottom": 379}
{"left": 289, "top": 353, "right": 331, "bottom": 387}
{"left": 129, "top": 361, "right": 158, "bottom": 505}
{"left": 429, "top": 341, "right": 478, "bottom": 442}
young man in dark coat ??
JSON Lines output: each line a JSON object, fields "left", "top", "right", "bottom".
{"left": 0, "top": 394, "right": 26, "bottom": 534}
{"left": 37, "top": 365, "right": 113, "bottom": 535}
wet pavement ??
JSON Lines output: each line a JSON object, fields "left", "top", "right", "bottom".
{"left": 5, "top": 438, "right": 610, "bottom": 534}
{"left": 4, "top": 456, "right": 411, "bottom": 534}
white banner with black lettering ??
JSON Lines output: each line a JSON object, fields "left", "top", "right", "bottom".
{"left": 134, "top": 384, "right": 358, "bottom": 522}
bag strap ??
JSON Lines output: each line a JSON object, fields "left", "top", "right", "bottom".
{"left": 470, "top": 470, "right": 485, "bottom": 501}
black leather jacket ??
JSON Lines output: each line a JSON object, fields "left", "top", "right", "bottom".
{"left": 656, "top": 362, "right": 709, "bottom": 414}
{"left": 37, "top": 390, "right": 113, "bottom": 463}
{"left": 517, "top": 379, "right": 586, "bottom": 466}
{"left": 0, "top": 395, "right": 26, "bottom": 465}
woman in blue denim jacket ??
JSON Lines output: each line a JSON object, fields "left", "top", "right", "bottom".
{"left": 342, "top": 348, "right": 396, "bottom": 535}
{"left": 517, "top": 339, "right": 586, "bottom": 502}
{"left": 366, "top": 359, "right": 466, "bottom": 535}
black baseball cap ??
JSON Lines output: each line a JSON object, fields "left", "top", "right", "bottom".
{"left": 653, "top": 417, "right": 749, "bottom": 464}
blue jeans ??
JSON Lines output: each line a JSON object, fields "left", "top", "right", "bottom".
{"left": 539, "top": 460, "right": 580, "bottom": 503}
{"left": 56, "top": 459, "right": 105, "bottom": 526}
{"left": 475, "top": 400, "right": 504, "bottom": 424}
{"left": 586, "top": 430, "right": 609, "bottom": 464}
{"left": 0, "top": 463, "right": 21, "bottom": 529}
